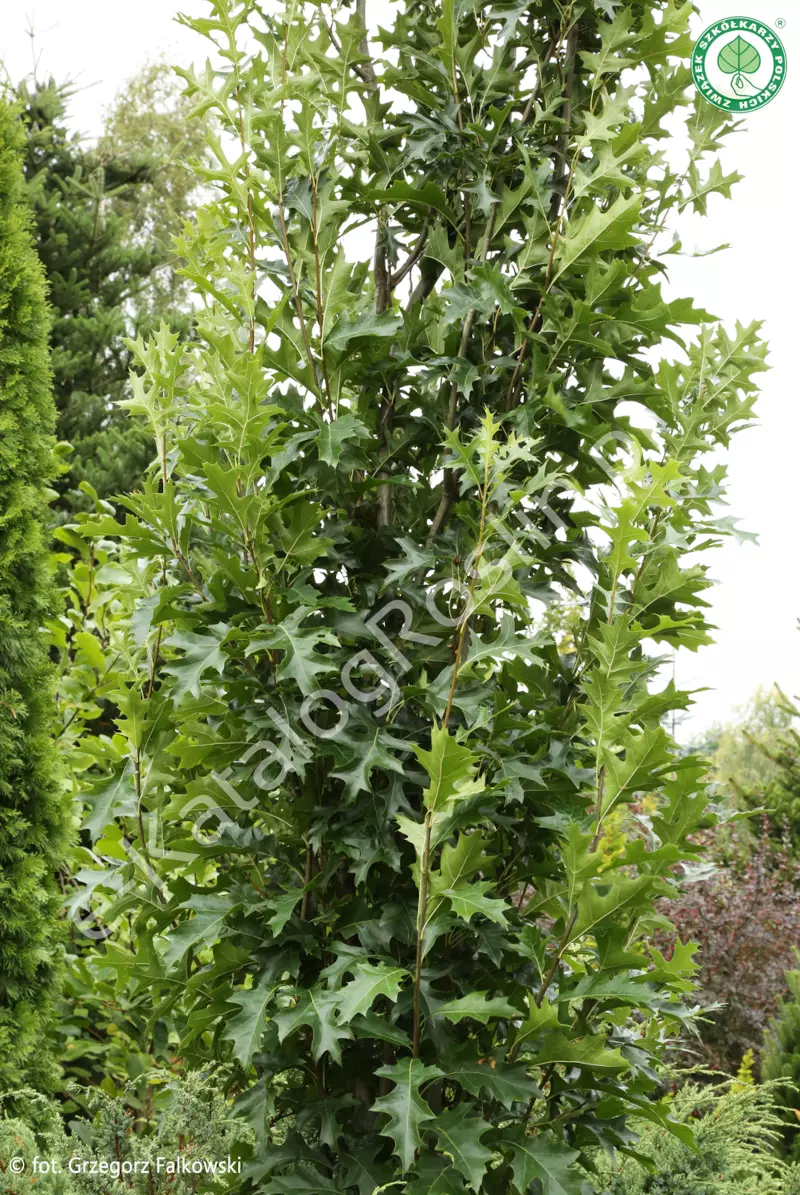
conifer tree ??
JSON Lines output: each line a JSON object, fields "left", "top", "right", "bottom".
{"left": 17, "top": 73, "right": 205, "bottom": 512}
{"left": 0, "top": 98, "right": 69, "bottom": 1093}
{"left": 735, "top": 691, "right": 800, "bottom": 850}
{"left": 762, "top": 970, "right": 800, "bottom": 1161}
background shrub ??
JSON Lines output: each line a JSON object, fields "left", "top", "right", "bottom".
{"left": 589, "top": 1078, "right": 800, "bottom": 1195}
{"left": 660, "top": 833, "right": 800, "bottom": 1073}
{"left": 0, "top": 1072, "right": 251, "bottom": 1195}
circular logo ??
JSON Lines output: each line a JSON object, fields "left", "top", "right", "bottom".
{"left": 692, "top": 17, "right": 787, "bottom": 112}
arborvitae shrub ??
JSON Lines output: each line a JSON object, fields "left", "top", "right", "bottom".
{"left": 0, "top": 98, "right": 69, "bottom": 1093}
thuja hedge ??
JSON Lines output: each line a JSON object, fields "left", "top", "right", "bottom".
{"left": 62, "top": 0, "right": 766, "bottom": 1188}
{"left": 0, "top": 98, "right": 67, "bottom": 1092}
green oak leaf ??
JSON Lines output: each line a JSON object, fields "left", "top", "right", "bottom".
{"left": 372, "top": 1058, "right": 443, "bottom": 1172}
{"left": 553, "top": 193, "right": 642, "bottom": 282}
{"left": 443, "top": 1044, "right": 539, "bottom": 1110}
{"left": 414, "top": 724, "right": 485, "bottom": 813}
{"left": 350, "top": 1011, "right": 411, "bottom": 1048}
{"left": 528, "top": 1030, "right": 628, "bottom": 1071}
{"left": 438, "top": 831, "right": 495, "bottom": 888}
{"left": 336, "top": 962, "right": 407, "bottom": 1023}
{"left": 224, "top": 975, "right": 274, "bottom": 1066}
{"left": 497, "top": 1127, "right": 582, "bottom": 1195}
{"left": 162, "top": 894, "right": 234, "bottom": 969}
{"left": 431, "top": 616, "right": 545, "bottom": 705}
{"left": 362, "top": 182, "right": 459, "bottom": 227}
{"left": 315, "top": 413, "right": 370, "bottom": 466}
{"left": 330, "top": 727, "right": 408, "bottom": 797}
{"left": 81, "top": 763, "right": 137, "bottom": 840}
{"left": 433, "top": 1105, "right": 492, "bottom": 1191}
{"left": 511, "top": 999, "right": 561, "bottom": 1053}
{"left": 319, "top": 942, "right": 368, "bottom": 988}
{"left": 274, "top": 987, "right": 353, "bottom": 1063}
{"left": 163, "top": 625, "right": 228, "bottom": 704}
{"left": 436, "top": 992, "right": 519, "bottom": 1025}
{"left": 266, "top": 891, "right": 303, "bottom": 936}
{"left": 443, "top": 881, "right": 510, "bottom": 927}
{"left": 325, "top": 309, "right": 401, "bottom": 351}
{"left": 340, "top": 1148, "right": 394, "bottom": 1195}
{"left": 266, "top": 501, "right": 333, "bottom": 567}
{"left": 405, "top": 1156, "right": 466, "bottom": 1195}
{"left": 246, "top": 606, "right": 338, "bottom": 695}
{"left": 261, "top": 1167, "right": 342, "bottom": 1194}
{"left": 381, "top": 536, "right": 436, "bottom": 590}
{"left": 571, "top": 875, "right": 671, "bottom": 944}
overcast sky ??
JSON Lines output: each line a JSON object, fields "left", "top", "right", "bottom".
{"left": 1, "top": 0, "right": 797, "bottom": 738}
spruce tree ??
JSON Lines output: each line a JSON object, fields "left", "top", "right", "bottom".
{"left": 0, "top": 98, "right": 69, "bottom": 1093}
{"left": 17, "top": 75, "right": 205, "bottom": 512}
{"left": 762, "top": 971, "right": 800, "bottom": 1161}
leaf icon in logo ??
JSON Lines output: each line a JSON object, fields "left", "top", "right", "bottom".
{"left": 718, "top": 34, "right": 761, "bottom": 77}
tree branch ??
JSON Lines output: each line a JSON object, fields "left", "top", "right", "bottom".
{"left": 407, "top": 258, "right": 444, "bottom": 308}
{"left": 390, "top": 219, "right": 430, "bottom": 290}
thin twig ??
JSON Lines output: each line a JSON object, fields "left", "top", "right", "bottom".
{"left": 310, "top": 176, "right": 335, "bottom": 418}
{"left": 407, "top": 259, "right": 444, "bottom": 309}
{"left": 277, "top": 204, "right": 326, "bottom": 414}
{"left": 504, "top": 20, "right": 580, "bottom": 413}
{"left": 413, "top": 445, "right": 492, "bottom": 1054}
{"left": 411, "top": 816, "right": 432, "bottom": 1055}
{"left": 520, "top": 28, "right": 560, "bottom": 123}
{"left": 276, "top": 22, "right": 326, "bottom": 415}
{"left": 426, "top": 206, "right": 497, "bottom": 545}
{"left": 300, "top": 843, "right": 313, "bottom": 920}
{"left": 390, "top": 219, "right": 430, "bottom": 289}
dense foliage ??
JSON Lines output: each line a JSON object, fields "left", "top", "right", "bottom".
{"left": 665, "top": 693, "right": 800, "bottom": 1075}
{"left": 702, "top": 688, "right": 793, "bottom": 806}
{"left": 0, "top": 98, "right": 68, "bottom": 1093}
{"left": 590, "top": 1078, "right": 800, "bottom": 1194}
{"left": 50, "top": 0, "right": 772, "bottom": 1188}
{"left": 17, "top": 70, "right": 205, "bottom": 510}
{"left": 736, "top": 693, "right": 800, "bottom": 850}
{"left": 0, "top": 1072, "right": 252, "bottom": 1195}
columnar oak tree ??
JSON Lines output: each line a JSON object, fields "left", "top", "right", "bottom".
{"left": 67, "top": 0, "right": 765, "bottom": 1187}
{"left": 0, "top": 99, "right": 67, "bottom": 1092}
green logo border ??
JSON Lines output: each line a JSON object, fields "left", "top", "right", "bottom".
{"left": 692, "top": 16, "right": 787, "bottom": 112}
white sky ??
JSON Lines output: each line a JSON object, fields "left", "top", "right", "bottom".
{"left": 0, "top": 0, "right": 796, "bottom": 738}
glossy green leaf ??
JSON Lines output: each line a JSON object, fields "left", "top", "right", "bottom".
{"left": 498, "top": 1128, "right": 583, "bottom": 1195}
{"left": 336, "top": 963, "right": 407, "bottom": 1023}
{"left": 433, "top": 1105, "right": 492, "bottom": 1191}
{"left": 372, "top": 1059, "right": 443, "bottom": 1173}
{"left": 436, "top": 993, "right": 519, "bottom": 1025}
